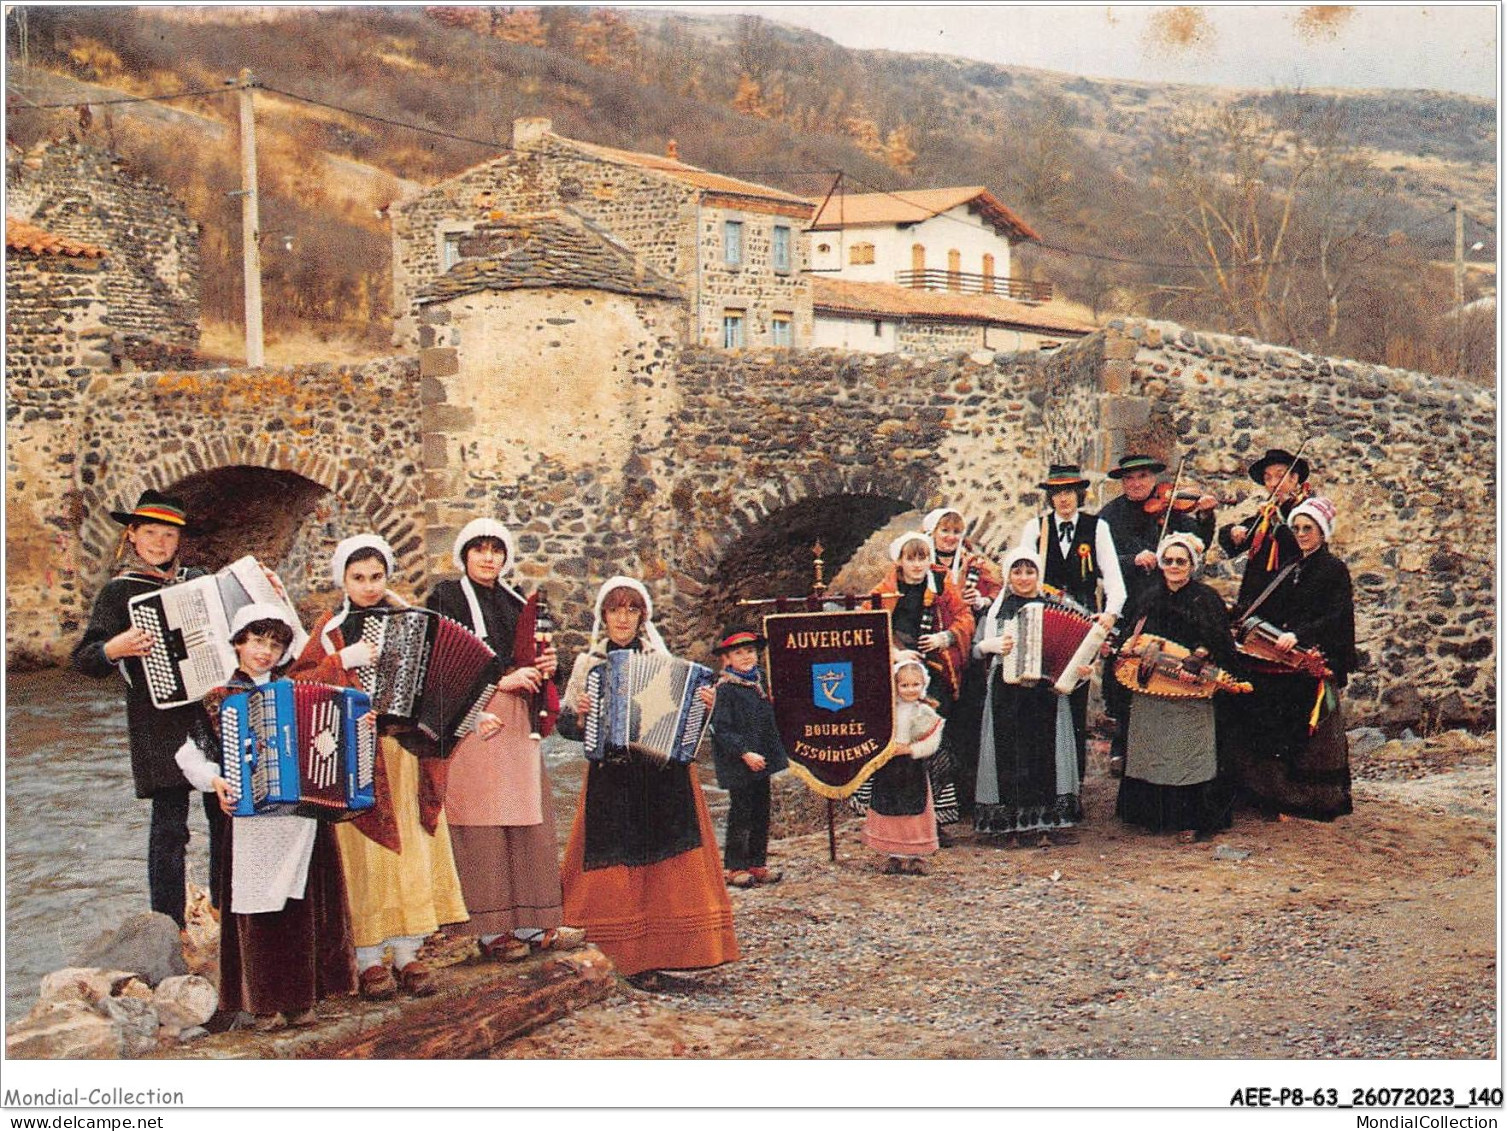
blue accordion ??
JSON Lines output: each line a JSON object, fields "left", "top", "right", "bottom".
{"left": 219, "top": 680, "right": 376, "bottom": 819}
{"left": 582, "top": 650, "right": 713, "bottom": 766}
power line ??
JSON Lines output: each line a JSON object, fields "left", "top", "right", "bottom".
{"left": 5, "top": 84, "right": 227, "bottom": 111}
{"left": 257, "top": 83, "right": 511, "bottom": 151}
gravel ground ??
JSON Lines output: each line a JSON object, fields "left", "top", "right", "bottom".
{"left": 499, "top": 731, "right": 1497, "bottom": 1061}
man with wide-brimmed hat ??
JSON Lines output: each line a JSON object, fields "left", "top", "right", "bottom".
{"left": 1216, "top": 447, "right": 1314, "bottom": 613}
{"left": 1098, "top": 454, "right": 1219, "bottom": 773}
{"left": 1015, "top": 463, "right": 1126, "bottom": 777}
{"left": 70, "top": 489, "right": 222, "bottom": 930}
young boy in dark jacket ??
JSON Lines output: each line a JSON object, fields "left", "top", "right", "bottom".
{"left": 708, "top": 626, "right": 789, "bottom": 888}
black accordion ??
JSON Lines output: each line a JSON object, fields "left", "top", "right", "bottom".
{"left": 219, "top": 680, "right": 376, "bottom": 819}
{"left": 582, "top": 650, "right": 714, "bottom": 766}
{"left": 353, "top": 607, "right": 502, "bottom": 746}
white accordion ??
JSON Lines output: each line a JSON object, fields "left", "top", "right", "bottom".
{"left": 999, "top": 601, "right": 1108, "bottom": 695}
{"left": 128, "top": 556, "right": 307, "bottom": 708}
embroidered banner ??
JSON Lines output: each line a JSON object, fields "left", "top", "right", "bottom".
{"left": 764, "top": 608, "right": 897, "bottom": 799}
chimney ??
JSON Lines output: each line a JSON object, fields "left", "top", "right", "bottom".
{"left": 512, "top": 117, "right": 553, "bottom": 149}
{"left": 665, "top": 139, "right": 679, "bottom": 161}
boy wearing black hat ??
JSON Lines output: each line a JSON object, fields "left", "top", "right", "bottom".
{"left": 708, "top": 627, "right": 789, "bottom": 888}
{"left": 1016, "top": 464, "right": 1126, "bottom": 777}
{"left": 70, "top": 490, "right": 223, "bottom": 930}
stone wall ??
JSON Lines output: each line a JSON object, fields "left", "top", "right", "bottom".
{"left": 6, "top": 359, "right": 424, "bottom": 668}
{"left": 694, "top": 202, "right": 812, "bottom": 349}
{"left": 1097, "top": 318, "right": 1496, "bottom": 730}
{"left": 4, "top": 252, "right": 111, "bottom": 381}
{"left": 6, "top": 140, "right": 200, "bottom": 351}
{"left": 414, "top": 286, "right": 685, "bottom": 594}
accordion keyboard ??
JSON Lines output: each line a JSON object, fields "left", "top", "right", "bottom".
{"left": 128, "top": 601, "right": 186, "bottom": 703}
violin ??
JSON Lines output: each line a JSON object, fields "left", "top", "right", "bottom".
{"left": 1141, "top": 481, "right": 1206, "bottom": 517}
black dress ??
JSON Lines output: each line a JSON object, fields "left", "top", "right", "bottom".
{"left": 1231, "top": 545, "right": 1357, "bottom": 820}
{"left": 973, "top": 593, "right": 1082, "bottom": 835}
{"left": 1114, "top": 579, "right": 1241, "bottom": 837}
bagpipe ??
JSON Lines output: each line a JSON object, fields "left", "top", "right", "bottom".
{"left": 514, "top": 588, "right": 561, "bottom": 740}
{"left": 1113, "top": 634, "right": 1252, "bottom": 700}
{"left": 581, "top": 650, "right": 714, "bottom": 766}
{"left": 220, "top": 680, "right": 376, "bottom": 819}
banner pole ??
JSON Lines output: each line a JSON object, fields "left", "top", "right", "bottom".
{"left": 826, "top": 799, "right": 837, "bottom": 862}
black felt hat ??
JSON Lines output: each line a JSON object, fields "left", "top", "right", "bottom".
{"left": 109, "top": 488, "right": 191, "bottom": 529}
{"left": 712, "top": 625, "right": 767, "bottom": 654}
{"left": 1037, "top": 463, "right": 1091, "bottom": 491}
{"left": 1248, "top": 449, "right": 1311, "bottom": 485}
{"left": 1107, "top": 454, "right": 1167, "bottom": 479}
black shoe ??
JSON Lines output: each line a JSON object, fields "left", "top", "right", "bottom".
{"left": 935, "top": 827, "right": 955, "bottom": 848}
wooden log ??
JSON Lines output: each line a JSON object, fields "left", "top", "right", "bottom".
{"left": 315, "top": 948, "right": 616, "bottom": 1060}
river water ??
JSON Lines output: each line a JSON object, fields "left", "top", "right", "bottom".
{"left": 3, "top": 668, "right": 599, "bottom": 1021}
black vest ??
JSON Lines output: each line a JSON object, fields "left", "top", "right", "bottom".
{"left": 1040, "top": 511, "right": 1103, "bottom": 611}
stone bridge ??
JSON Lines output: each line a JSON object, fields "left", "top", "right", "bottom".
{"left": 7, "top": 320, "right": 1494, "bottom": 730}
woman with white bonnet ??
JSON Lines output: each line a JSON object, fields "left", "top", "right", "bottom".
{"left": 972, "top": 544, "right": 1084, "bottom": 846}
{"left": 175, "top": 602, "right": 356, "bottom": 1029}
{"left": 558, "top": 576, "right": 738, "bottom": 989}
{"left": 289, "top": 534, "right": 468, "bottom": 1000}
{"left": 1114, "top": 532, "right": 1242, "bottom": 843}
{"left": 1231, "top": 495, "right": 1357, "bottom": 821}
{"left": 426, "top": 518, "right": 584, "bottom": 962}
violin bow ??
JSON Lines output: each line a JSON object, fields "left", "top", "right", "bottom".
{"left": 1158, "top": 451, "right": 1191, "bottom": 545}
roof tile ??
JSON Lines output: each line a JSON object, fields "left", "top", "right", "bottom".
{"left": 813, "top": 277, "right": 1093, "bottom": 335}
{"left": 5, "top": 217, "right": 107, "bottom": 259}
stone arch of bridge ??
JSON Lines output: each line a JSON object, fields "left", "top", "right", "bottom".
{"left": 666, "top": 464, "right": 1011, "bottom": 654}
{"left": 75, "top": 435, "right": 418, "bottom": 602}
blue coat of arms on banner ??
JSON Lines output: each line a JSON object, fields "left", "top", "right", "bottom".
{"left": 812, "top": 662, "right": 853, "bottom": 712}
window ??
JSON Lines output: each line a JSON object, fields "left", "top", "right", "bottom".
{"left": 817, "top": 242, "right": 831, "bottom": 254}
{"left": 723, "top": 310, "right": 745, "bottom": 349}
{"left": 441, "top": 231, "right": 465, "bottom": 271}
{"left": 873, "top": 319, "right": 884, "bottom": 337}
{"left": 724, "top": 220, "right": 743, "bottom": 267}
{"left": 771, "top": 312, "right": 793, "bottom": 347}
{"left": 849, "top": 242, "right": 875, "bottom": 266}
{"left": 772, "top": 225, "right": 791, "bottom": 273}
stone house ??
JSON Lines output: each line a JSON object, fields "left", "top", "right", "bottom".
{"left": 806, "top": 184, "right": 1092, "bottom": 354}
{"left": 392, "top": 118, "right": 814, "bottom": 352}
{"left": 5, "top": 139, "right": 201, "bottom": 368}
{"left": 5, "top": 217, "right": 112, "bottom": 380}
{"left": 409, "top": 210, "right": 686, "bottom": 577}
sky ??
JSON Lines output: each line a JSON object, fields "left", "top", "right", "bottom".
{"left": 675, "top": 3, "right": 1499, "bottom": 98}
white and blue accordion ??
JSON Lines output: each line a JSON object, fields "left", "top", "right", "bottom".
{"left": 219, "top": 680, "right": 376, "bottom": 819}
{"left": 582, "top": 650, "right": 714, "bottom": 766}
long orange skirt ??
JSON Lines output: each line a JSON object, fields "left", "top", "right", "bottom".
{"left": 561, "top": 762, "right": 739, "bottom": 977}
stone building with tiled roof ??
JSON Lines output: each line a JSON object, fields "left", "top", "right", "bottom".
{"left": 5, "top": 138, "right": 201, "bottom": 365}
{"left": 392, "top": 119, "right": 811, "bottom": 351}
{"left": 812, "top": 277, "right": 1094, "bottom": 356}
{"left": 5, "top": 215, "right": 113, "bottom": 380}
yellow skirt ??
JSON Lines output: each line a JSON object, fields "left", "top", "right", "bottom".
{"left": 334, "top": 736, "right": 469, "bottom": 949}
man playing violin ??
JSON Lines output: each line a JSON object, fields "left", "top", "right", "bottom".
{"left": 1099, "top": 454, "right": 1218, "bottom": 774}
{"left": 1217, "top": 448, "right": 1312, "bottom": 613}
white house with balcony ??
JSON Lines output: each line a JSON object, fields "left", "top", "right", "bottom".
{"left": 805, "top": 185, "right": 1093, "bottom": 355}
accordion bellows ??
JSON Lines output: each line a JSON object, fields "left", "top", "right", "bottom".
{"left": 582, "top": 650, "right": 715, "bottom": 765}
{"left": 354, "top": 608, "right": 501, "bottom": 744}
{"left": 999, "top": 602, "right": 1108, "bottom": 695}
{"left": 220, "top": 680, "right": 376, "bottom": 818}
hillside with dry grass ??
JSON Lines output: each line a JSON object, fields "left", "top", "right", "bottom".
{"left": 4, "top": 6, "right": 1494, "bottom": 377}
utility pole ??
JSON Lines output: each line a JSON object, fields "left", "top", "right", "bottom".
{"left": 234, "top": 68, "right": 264, "bottom": 367}
{"left": 1453, "top": 199, "right": 1465, "bottom": 377}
